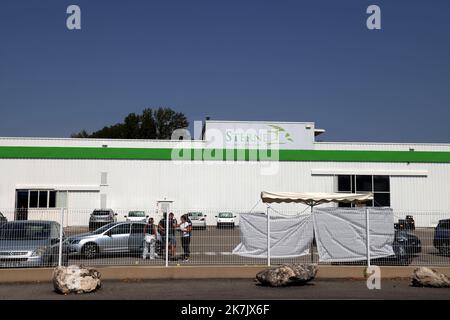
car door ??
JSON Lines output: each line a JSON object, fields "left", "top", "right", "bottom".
{"left": 128, "top": 223, "right": 145, "bottom": 254}
{"left": 103, "top": 223, "right": 131, "bottom": 253}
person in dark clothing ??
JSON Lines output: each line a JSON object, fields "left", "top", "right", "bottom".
{"left": 158, "top": 212, "right": 177, "bottom": 257}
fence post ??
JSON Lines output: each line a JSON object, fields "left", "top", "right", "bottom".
{"left": 58, "top": 207, "right": 64, "bottom": 267}
{"left": 267, "top": 206, "right": 271, "bottom": 267}
{"left": 366, "top": 207, "right": 371, "bottom": 267}
{"left": 310, "top": 205, "right": 314, "bottom": 263}
{"left": 165, "top": 213, "right": 169, "bottom": 267}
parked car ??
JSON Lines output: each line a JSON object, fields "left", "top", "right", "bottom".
{"left": 187, "top": 212, "right": 207, "bottom": 230}
{"left": 391, "top": 229, "right": 422, "bottom": 264}
{"left": 89, "top": 209, "right": 117, "bottom": 231}
{"left": 333, "top": 229, "right": 421, "bottom": 266}
{"left": 0, "top": 220, "right": 69, "bottom": 268}
{"left": 124, "top": 211, "right": 148, "bottom": 222}
{"left": 215, "top": 212, "right": 236, "bottom": 228}
{"left": 434, "top": 219, "right": 450, "bottom": 255}
{"left": 0, "top": 212, "right": 7, "bottom": 225}
{"left": 67, "top": 221, "right": 153, "bottom": 259}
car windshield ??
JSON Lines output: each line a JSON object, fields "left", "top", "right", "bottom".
{"left": 188, "top": 212, "right": 203, "bottom": 217}
{"left": 0, "top": 223, "right": 51, "bottom": 240}
{"left": 92, "top": 210, "right": 111, "bottom": 216}
{"left": 219, "top": 212, "right": 233, "bottom": 218}
{"left": 128, "top": 211, "right": 145, "bottom": 217}
{"left": 438, "top": 221, "right": 450, "bottom": 229}
{"left": 91, "top": 223, "right": 115, "bottom": 234}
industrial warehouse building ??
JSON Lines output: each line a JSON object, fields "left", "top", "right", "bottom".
{"left": 0, "top": 120, "right": 449, "bottom": 228}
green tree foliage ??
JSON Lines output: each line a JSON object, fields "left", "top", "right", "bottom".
{"left": 71, "top": 108, "right": 189, "bottom": 139}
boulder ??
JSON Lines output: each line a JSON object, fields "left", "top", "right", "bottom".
{"left": 53, "top": 265, "right": 102, "bottom": 294}
{"left": 255, "top": 264, "right": 318, "bottom": 287}
{"left": 411, "top": 267, "right": 450, "bottom": 288}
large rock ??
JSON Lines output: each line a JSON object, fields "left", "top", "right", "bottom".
{"left": 255, "top": 264, "right": 318, "bottom": 287}
{"left": 53, "top": 265, "right": 102, "bottom": 294}
{"left": 411, "top": 267, "right": 450, "bottom": 288}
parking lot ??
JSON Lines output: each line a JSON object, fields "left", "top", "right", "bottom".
{"left": 63, "top": 226, "right": 450, "bottom": 267}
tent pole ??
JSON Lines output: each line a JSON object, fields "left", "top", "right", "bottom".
{"left": 366, "top": 207, "right": 371, "bottom": 267}
{"left": 310, "top": 204, "right": 314, "bottom": 264}
{"left": 267, "top": 206, "right": 271, "bottom": 267}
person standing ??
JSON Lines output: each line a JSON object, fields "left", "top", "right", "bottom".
{"left": 168, "top": 212, "right": 177, "bottom": 258}
{"left": 158, "top": 212, "right": 177, "bottom": 258}
{"left": 143, "top": 217, "right": 157, "bottom": 260}
{"left": 178, "top": 214, "right": 192, "bottom": 262}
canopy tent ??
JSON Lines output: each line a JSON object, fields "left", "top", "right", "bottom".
{"left": 261, "top": 191, "right": 374, "bottom": 206}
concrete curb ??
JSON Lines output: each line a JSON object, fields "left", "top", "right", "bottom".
{"left": 1, "top": 265, "right": 450, "bottom": 283}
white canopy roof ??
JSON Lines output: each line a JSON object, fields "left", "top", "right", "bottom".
{"left": 261, "top": 191, "right": 373, "bottom": 206}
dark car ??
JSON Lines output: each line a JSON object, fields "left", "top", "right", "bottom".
{"left": 367, "top": 229, "right": 421, "bottom": 266}
{"left": 0, "top": 220, "right": 69, "bottom": 268}
{"left": 333, "top": 229, "right": 422, "bottom": 266}
{"left": 0, "top": 212, "right": 7, "bottom": 225}
{"left": 391, "top": 230, "right": 422, "bottom": 263}
{"left": 88, "top": 209, "right": 117, "bottom": 231}
{"left": 434, "top": 219, "right": 450, "bottom": 255}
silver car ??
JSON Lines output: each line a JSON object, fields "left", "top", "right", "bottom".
{"left": 67, "top": 222, "right": 148, "bottom": 259}
{"left": 88, "top": 209, "right": 118, "bottom": 231}
{"left": 187, "top": 212, "right": 207, "bottom": 230}
{"left": 0, "top": 220, "right": 68, "bottom": 268}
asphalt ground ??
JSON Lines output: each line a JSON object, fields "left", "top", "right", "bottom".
{"left": 1, "top": 278, "right": 450, "bottom": 300}
{"left": 63, "top": 227, "right": 450, "bottom": 267}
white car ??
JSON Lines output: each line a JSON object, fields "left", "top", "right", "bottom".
{"left": 215, "top": 212, "right": 236, "bottom": 228}
{"left": 124, "top": 211, "right": 148, "bottom": 222}
{"left": 187, "top": 212, "right": 207, "bottom": 230}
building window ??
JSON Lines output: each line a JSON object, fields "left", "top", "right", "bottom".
{"left": 16, "top": 190, "right": 59, "bottom": 209}
{"left": 29, "top": 191, "right": 39, "bottom": 208}
{"left": 336, "top": 175, "right": 391, "bottom": 207}
{"left": 49, "top": 191, "right": 57, "bottom": 208}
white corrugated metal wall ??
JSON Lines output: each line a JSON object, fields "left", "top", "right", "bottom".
{"left": 0, "top": 157, "right": 449, "bottom": 227}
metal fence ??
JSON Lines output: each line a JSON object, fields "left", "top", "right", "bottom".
{"left": 0, "top": 207, "right": 449, "bottom": 268}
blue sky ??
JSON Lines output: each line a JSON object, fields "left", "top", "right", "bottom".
{"left": 0, "top": 0, "right": 449, "bottom": 142}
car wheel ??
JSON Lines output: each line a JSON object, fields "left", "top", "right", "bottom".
{"left": 439, "top": 243, "right": 450, "bottom": 255}
{"left": 82, "top": 243, "right": 99, "bottom": 259}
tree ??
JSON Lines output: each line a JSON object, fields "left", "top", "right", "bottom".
{"left": 71, "top": 108, "right": 189, "bottom": 139}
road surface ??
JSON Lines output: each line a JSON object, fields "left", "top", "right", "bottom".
{"left": 1, "top": 279, "right": 450, "bottom": 300}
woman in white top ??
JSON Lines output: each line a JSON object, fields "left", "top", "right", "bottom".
{"left": 178, "top": 214, "right": 192, "bottom": 261}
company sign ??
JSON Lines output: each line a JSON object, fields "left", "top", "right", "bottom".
{"left": 204, "top": 121, "right": 315, "bottom": 150}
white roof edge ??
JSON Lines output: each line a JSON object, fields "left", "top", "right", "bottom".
{"left": 205, "top": 120, "right": 315, "bottom": 124}
{"left": 314, "top": 141, "right": 450, "bottom": 147}
{"left": 0, "top": 137, "right": 206, "bottom": 143}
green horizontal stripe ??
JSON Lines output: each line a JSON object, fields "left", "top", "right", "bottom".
{"left": 0, "top": 146, "right": 449, "bottom": 163}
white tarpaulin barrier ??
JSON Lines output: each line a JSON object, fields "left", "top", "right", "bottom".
{"left": 313, "top": 207, "right": 395, "bottom": 262}
{"left": 232, "top": 212, "right": 313, "bottom": 258}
